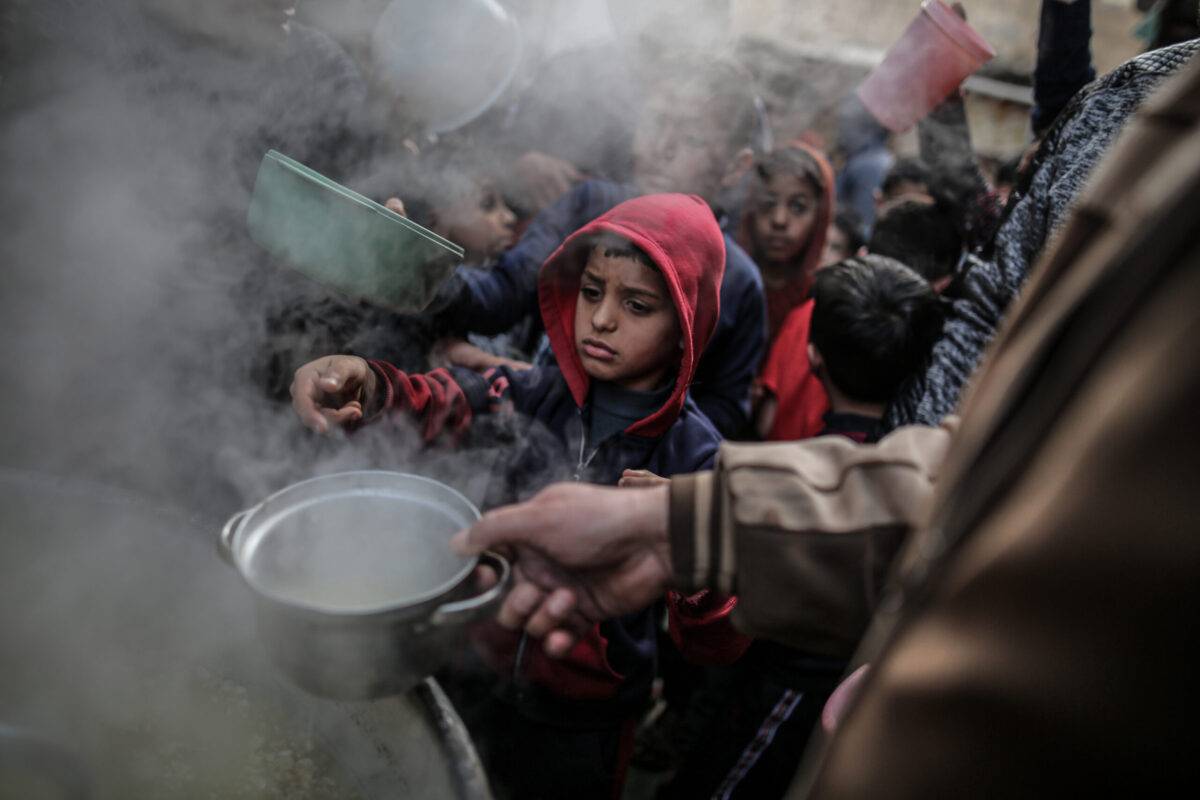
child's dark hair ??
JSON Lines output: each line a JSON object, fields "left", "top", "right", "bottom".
{"left": 869, "top": 198, "right": 962, "bottom": 283}
{"left": 880, "top": 157, "right": 932, "bottom": 199}
{"left": 588, "top": 233, "right": 656, "bottom": 271}
{"left": 754, "top": 146, "right": 826, "bottom": 195}
{"left": 994, "top": 153, "right": 1022, "bottom": 189}
{"left": 832, "top": 206, "right": 866, "bottom": 255}
{"left": 810, "top": 255, "right": 946, "bottom": 404}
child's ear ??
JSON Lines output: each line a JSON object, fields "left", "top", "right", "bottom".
{"left": 720, "top": 147, "right": 756, "bottom": 189}
{"left": 807, "top": 342, "right": 823, "bottom": 371}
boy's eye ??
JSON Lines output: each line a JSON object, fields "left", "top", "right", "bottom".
{"left": 626, "top": 299, "right": 652, "bottom": 315}
{"left": 789, "top": 199, "right": 810, "bottom": 214}
{"left": 479, "top": 193, "right": 497, "bottom": 212}
{"left": 581, "top": 285, "right": 602, "bottom": 301}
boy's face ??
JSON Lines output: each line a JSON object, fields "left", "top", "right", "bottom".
{"left": 821, "top": 222, "right": 851, "bottom": 269}
{"left": 750, "top": 173, "right": 819, "bottom": 267}
{"left": 574, "top": 246, "right": 681, "bottom": 392}
{"left": 632, "top": 93, "right": 734, "bottom": 202}
{"left": 436, "top": 185, "right": 517, "bottom": 264}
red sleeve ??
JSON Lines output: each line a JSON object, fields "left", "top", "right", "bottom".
{"left": 469, "top": 620, "right": 627, "bottom": 701}
{"left": 759, "top": 301, "right": 829, "bottom": 442}
{"left": 666, "top": 589, "right": 753, "bottom": 666}
{"left": 760, "top": 300, "right": 813, "bottom": 396}
{"left": 368, "top": 361, "right": 474, "bottom": 443}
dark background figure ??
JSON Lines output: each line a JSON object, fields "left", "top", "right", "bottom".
{"left": 869, "top": 197, "right": 963, "bottom": 292}
{"left": 1138, "top": 0, "right": 1200, "bottom": 50}
{"left": 833, "top": 95, "right": 894, "bottom": 232}
{"left": 885, "top": 37, "right": 1200, "bottom": 431}
{"left": 821, "top": 207, "right": 868, "bottom": 267}
{"left": 1032, "top": 0, "right": 1097, "bottom": 135}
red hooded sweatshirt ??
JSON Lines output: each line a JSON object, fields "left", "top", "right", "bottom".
{"left": 368, "top": 194, "right": 749, "bottom": 705}
{"left": 538, "top": 192, "right": 723, "bottom": 437}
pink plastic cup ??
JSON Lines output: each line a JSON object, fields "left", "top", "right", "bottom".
{"left": 856, "top": 0, "right": 996, "bottom": 133}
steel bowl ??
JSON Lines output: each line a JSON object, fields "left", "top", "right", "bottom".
{"left": 219, "top": 471, "right": 509, "bottom": 700}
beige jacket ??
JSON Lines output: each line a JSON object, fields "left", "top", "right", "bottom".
{"left": 669, "top": 53, "right": 1200, "bottom": 797}
{"left": 670, "top": 424, "right": 953, "bottom": 659}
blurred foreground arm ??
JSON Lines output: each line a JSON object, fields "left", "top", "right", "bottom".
{"left": 453, "top": 483, "right": 673, "bottom": 657}
{"left": 455, "top": 424, "right": 953, "bottom": 657}
{"left": 670, "top": 425, "right": 952, "bottom": 655}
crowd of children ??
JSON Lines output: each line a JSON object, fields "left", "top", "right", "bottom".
{"left": 267, "top": 4, "right": 1200, "bottom": 799}
{"left": 275, "top": 50, "right": 1003, "bottom": 800}
{"left": 281, "top": 77, "right": 964, "bottom": 795}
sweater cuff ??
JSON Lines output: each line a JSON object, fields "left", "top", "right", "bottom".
{"left": 669, "top": 471, "right": 735, "bottom": 595}
{"left": 362, "top": 360, "right": 393, "bottom": 423}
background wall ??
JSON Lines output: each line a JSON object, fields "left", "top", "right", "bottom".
{"left": 727, "top": 0, "right": 1148, "bottom": 159}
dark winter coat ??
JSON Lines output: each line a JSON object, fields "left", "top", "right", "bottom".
{"left": 426, "top": 179, "right": 767, "bottom": 437}
{"left": 367, "top": 193, "right": 730, "bottom": 716}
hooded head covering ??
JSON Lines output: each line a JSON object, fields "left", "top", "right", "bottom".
{"left": 737, "top": 141, "right": 835, "bottom": 341}
{"left": 538, "top": 193, "right": 726, "bottom": 438}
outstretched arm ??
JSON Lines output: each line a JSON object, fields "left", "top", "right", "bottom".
{"left": 1032, "top": 0, "right": 1095, "bottom": 136}
{"left": 290, "top": 354, "right": 497, "bottom": 442}
{"left": 453, "top": 483, "right": 672, "bottom": 657}
{"left": 454, "top": 424, "right": 952, "bottom": 658}
{"left": 290, "top": 355, "right": 377, "bottom": 433}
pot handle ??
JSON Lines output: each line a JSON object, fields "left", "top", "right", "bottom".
{"left": 217, "top": 507, "right": 253, "bottom": 565}
{"left": 429, "top": 551, "right": 511, "bottom": 627}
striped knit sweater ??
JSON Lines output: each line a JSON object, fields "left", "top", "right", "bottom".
{"left": 886, "top": 39, "right": 1200, "bottom": 430}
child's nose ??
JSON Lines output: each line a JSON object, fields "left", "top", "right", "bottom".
{"left": 770, "top": 204, "right": 789, "bottom": 227}
{"left": 591, "top": 298, "right": 618, "bottom": 330}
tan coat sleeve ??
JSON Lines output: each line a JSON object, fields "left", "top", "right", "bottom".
{"left": 669, "top": 422, "right": 954, "bottom": 658}
{"left": 801, "top": 54, "right": 1200, "bottom": 799}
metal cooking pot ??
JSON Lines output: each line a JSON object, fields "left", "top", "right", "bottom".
{"left": 370, "top": 0, "right": 523, "bottom": 134}
{"left": 219, "top": 471, "right": 509, "bottom": 700}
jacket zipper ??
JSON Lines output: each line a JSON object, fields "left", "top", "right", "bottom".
{"left": 514, "top": 411, "right": 601, "bottom": 684}
{"left": 574, "top": 411, "right": 601, "bottom": 481}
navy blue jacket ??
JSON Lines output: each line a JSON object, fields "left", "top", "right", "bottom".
{"left": 371, "top": 193, "right": 734, "bottom": 720}
{"left": 447, "top": 363, "right": 720, "bottom": 501}
{"left": 368, "top": 360, "right": 720, "bottom": 717}
{"left": 427, "top": 179, "right": 767, "bottom": 437}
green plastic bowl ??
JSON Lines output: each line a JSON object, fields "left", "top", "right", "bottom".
{"left": 247, "top": 150, "right": 465, "bottom": 312}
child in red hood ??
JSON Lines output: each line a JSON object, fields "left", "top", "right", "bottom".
{"left": 290, "top": 193, "right": 737, "bottom": 798}
{"left": 736, "top": 143, "right": 836, "bottom": 442}
{"left": 736, "top": 142, "right": 835, "bottom": 343}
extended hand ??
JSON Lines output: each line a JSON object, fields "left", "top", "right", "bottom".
{"left": 452, "top": 482, "right": 672, "bottom": 657}
{"left": 430, "top": 338, "right": 533, "bottom": 373}
{"left": 618, "top": 469, "right": 670, "bottom": 488}
{"left": 290, "top": 355, "right": 377, "bottom": 433}
{"left": 512, "top": 151, "right": 583, "bottom": 212}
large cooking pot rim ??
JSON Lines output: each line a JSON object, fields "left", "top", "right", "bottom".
{"left": 222, "top": 471, "right": 481, "bottom": 616}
